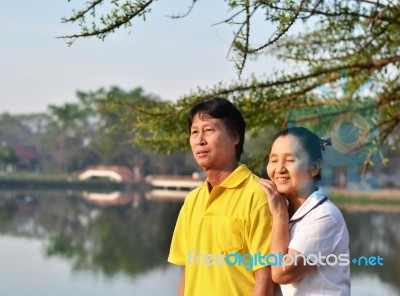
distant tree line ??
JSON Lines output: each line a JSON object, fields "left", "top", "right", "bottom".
{"left": 1, "top": 85, "right": 398, "bottom": 180}
{"left": 0, "top": 87, "right": 198, "bottom": 176}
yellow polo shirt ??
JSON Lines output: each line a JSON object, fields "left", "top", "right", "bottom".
{"left": 168, "top": 164, "right": 272, "bottom": 296}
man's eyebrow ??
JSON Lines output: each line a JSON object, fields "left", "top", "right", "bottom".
{"left": 192, "top": 122, "right": 217, "bottom": 129}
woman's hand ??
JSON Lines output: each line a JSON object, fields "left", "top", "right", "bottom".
{"left": 260, "top": 178, "right": 288, "bottom": 218}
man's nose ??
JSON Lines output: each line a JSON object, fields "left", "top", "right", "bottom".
{"left": 196, "top": 132, "right": 206, "bottom": 145}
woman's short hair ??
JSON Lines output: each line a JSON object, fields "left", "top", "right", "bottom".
{"left": 187, "top": 97, "right": 246, "bottom": 161}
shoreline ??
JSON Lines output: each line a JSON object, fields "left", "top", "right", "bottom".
{"left": 331, "top": 188, "right": 400, "bottom": 213}
{"left": 332, "top": 188, "right": 400, "bottom": 200}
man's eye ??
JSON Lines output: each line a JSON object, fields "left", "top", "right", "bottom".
{"left": 205, "top": 128, "right": 213, "bottom": 132}
{"left": 191, "top": 130, "right": 198, "bottom": 135}
{"left": 286, "top": 159, "right": 295, "bottom": 162}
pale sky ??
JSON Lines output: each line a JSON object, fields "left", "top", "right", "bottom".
{"left": 1, "top": 0, "right": 280, "bottom": 114}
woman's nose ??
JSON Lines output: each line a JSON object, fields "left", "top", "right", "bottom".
{"left": 275, "top": 162, "right": 287, "bottom": 173}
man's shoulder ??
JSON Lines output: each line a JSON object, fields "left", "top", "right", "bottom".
{"left": 183, "top": 184, "right": 207, "bottom": 205}
{"left": 187, "top": 184, "right": 204, "bottom": 196}
{"left": 241, "top": 172, "right": 264, "bottom": 195}
{"left": 237, "top": 172, "right": 269, "bottom": 213}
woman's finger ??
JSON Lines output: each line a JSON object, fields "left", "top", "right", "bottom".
{"left": 260, "top": 180, "right": 273, "bottom": 194}
{"left": 260, "top": 179, "right": 279, "bottom": 196}
{"left": 263, "top": 179, "right": 278, "bottom": 191}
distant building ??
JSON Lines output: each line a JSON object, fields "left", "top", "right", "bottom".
{"left": 10, "top": 143, "right": 40, "bottom": 171}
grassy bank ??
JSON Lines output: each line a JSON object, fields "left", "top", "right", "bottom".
{"left": 331, "top": 193, "right": 400, "bottom": 206}
{"left": 0, "top": 172, "right": 148, "bottom": 192}
{"left": 331, "top": 189, "right": 400, "bottom": 212}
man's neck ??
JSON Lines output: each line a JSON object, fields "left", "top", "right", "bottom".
{"left": 205, "top": 161, "right": 239, "bottom": 191}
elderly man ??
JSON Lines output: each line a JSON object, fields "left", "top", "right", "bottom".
{"left": 168, "top": 97, "right": 274, "bottom": 295}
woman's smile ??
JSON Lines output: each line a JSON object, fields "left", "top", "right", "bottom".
{"left": 275, "top": 177, "right": 290, "bottom": 183}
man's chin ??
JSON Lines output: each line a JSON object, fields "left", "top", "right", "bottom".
{"left": 196, "top": 160, "right": 212, "bottom": 171}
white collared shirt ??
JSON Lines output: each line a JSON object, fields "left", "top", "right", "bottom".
{"left": 278, "top": 188, "right": 351, "bottom": 296}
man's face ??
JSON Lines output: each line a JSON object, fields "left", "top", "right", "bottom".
{"left": 189, "top": 113, "right": 239, "bottom": 171}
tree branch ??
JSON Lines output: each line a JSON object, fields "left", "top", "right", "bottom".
{"left": 59, "top": 0, "right": 154, "bottom": 39}
{"left": 62, "top": 0, "right": 104, "bottom": 23}
{"left": 167, "top": 0, "right": 198, "bottom": 19}
{"left": 247, "top": 0, "right": 306, "bottom": 53}
{"left": 236, "top": 0, "right": 251, "bottom": 76}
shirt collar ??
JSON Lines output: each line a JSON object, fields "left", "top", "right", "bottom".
{"left": 290, "top": 187, "right": 326, "bottom": 222}
{"left": 204, "top": 164, "right": 251, "bottom": 189}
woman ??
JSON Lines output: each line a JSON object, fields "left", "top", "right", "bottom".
{"left": 260, "top": 127, "right": 350, "bottom": 295}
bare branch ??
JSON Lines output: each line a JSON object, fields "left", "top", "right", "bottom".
{"left": 203, "top": 56, "right": 400, "bottom": 100}
{"left": 247, "top": 0, "right": 306, "bottom": 53}
{"left": 167, "top": 0, "right": 198, "bottom": 19}
{"left": 211, "top": 8, "right": 247, "bottom": 26}
{"left": 276, "top": 26, "right": 389, "bottom": 63}
{"left": 379, "top": 112, "right": 400, "bottom": 146}
{"left": 236, "top": 0, "right": 251, "bottom": 76}
{"left": 62, "top": 0, "right": 104, "bottom": 23}
{"left": 59, "top": 0, "right": 154, "bottom": 39}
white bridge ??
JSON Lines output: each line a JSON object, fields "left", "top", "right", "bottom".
{"left": 78, "top": 166, "right": 136, "bottom": 183}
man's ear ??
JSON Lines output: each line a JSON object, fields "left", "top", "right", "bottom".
{"left": 232, "top": 133, "right": 240, "bottom": 145}
{"left": 234, "top": 136, "right": 240, "bottom": 145}
{"left": 311, "top": 160, "right": 322, "bottom": 177}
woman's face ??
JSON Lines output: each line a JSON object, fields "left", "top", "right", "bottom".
{"left": 266, "top": 135, "right": 319, "bottom": 198}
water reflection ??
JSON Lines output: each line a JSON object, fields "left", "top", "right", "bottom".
{"left": 0, "top": 190, "right": 399, "bottom": 295}
{"left": 0, "top": 236, "right": 180, "bottom": 296}
{"left": 0, "top": 190, "right": 181, "bottom": 278}
{"left": 343, "top": 210, "right": 400, "bottom": 294}
{"left": 81, "top": 191, "right": 141, "bottom": 207}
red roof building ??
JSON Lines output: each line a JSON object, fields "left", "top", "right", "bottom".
{"left": 10, "top": 144, "right": 40, "bottom": 171}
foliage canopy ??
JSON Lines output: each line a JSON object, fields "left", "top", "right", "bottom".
{"left": 61, "top": 0, "right": 400, "bottom": 169}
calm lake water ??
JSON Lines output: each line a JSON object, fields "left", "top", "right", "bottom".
{"left": 0, "top": 189, "right": 399, "bottom": 296}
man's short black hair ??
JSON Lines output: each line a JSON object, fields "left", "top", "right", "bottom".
{"left": 187, "top": 97, "right": 246, "bottom": 161}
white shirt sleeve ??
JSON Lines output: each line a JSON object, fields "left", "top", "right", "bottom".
{"left": 288, "top": 206, "right": 343, "bottom": 266}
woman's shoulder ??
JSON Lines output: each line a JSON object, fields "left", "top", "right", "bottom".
{"left": 304, "top": 198, "right": 347, "bottom": 229}
{"left": 291, "top": 198, "right": 349, "bottom": 249}
{"left": 321, "top": 198, "right": 346, "bottom": 221}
